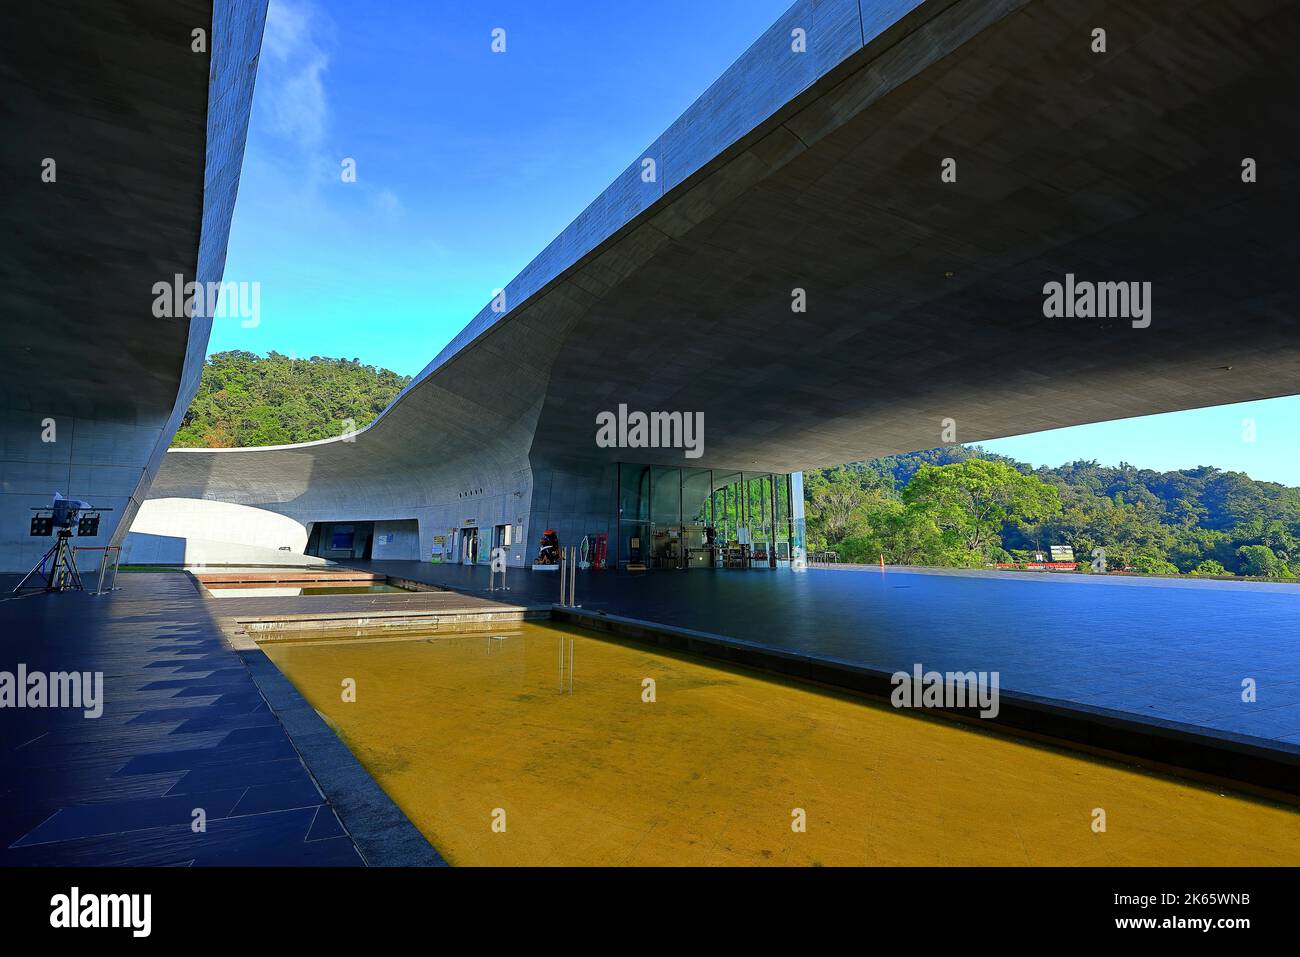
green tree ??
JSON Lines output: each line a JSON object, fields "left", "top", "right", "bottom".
{"left": 173, "top": 351, "right": 410, "bottom": 448}
{"left": 804, "top": 446, "right": 1300, "bottom": 577}
{"left": 902, "top": 460, "right": 1062, "bottom": 560}
{"left": 804, "top": 469, "right": 870, "bottom": 545}
{"left": 1131, "top": 554, "right": 1179, "bottom": 575}
{"left": 1236, "top": 544, "right": 1282, "bottom": 577}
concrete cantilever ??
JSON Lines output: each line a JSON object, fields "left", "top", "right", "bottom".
{"left": 0, "top": 0, "right": 269, "bottom": 570}
{"left": 142, "top": 0, "right": 1300, "bottom": 566}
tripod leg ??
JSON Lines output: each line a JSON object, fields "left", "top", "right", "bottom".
{"left": 52, "top": 540, "right": 66, "bottom": 591}
{"left": 66, "top": 545, "right": 85, "bottom": 592}
{"left": 12, "top": 541, "right": 59, "bottom": 592}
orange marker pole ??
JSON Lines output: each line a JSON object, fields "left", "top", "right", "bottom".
{"left": 879, "top": 553, "right": 885, "bottom": 573}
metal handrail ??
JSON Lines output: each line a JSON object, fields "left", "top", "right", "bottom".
{"left": 75, "top": 545, "right": 122, "bottom": 595}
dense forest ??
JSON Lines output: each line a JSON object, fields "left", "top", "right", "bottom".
{"left": 805, "top": 446, "right": 1300, "bottom": 578}
{"left": 173, "top": 351, "right": 410, "bottom": 448}
{"left": 177, "top": 353, "right": 1300, "bottom": 578}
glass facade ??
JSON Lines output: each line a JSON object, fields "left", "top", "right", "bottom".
{"left": 682, "top": 468, "right": 712, "bottom": 525}
{"left": 618, "top": 464, "right": 652, "bottom": 566}
{"left": 614, "top": 463, "right": 801, "bottom": 570}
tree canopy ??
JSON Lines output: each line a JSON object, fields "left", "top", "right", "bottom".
{"left": 172, "top": 351, "right": 410, "bottom": 448}
{"left": 804, "top": 447, "right": 1300, "bottom": 579}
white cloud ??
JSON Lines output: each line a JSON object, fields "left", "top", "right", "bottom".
{"left": 259, "top": 0, "right": 331, "bottom": 151}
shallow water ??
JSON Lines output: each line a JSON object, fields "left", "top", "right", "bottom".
{"left": 362, "top": 562, "right": 1300, "bottom": 745}
{"left": 264, "top": 621, "right": 1300, "bottom": 866}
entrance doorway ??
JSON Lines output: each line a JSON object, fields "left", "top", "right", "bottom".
{"left": 305, "top": 521, "right": 373, "bottom": 560}
{"left": 461, "top": 526, "right": 479, "bottom": 564}
{"left": 492, "top": 523, "right": 512, "bottom": 557}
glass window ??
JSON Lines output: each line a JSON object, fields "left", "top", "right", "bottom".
{"left": 712, "top": 471, "right": 742, "bottom": 542}
{"left": 682, "top": 469, "right": 712, "bottom": 525}
{"left": 774, "top": 474, "right": 791, "bottom": 545}
{"left": 649, "top": 467, "right": 682, "bottom": 568}
{"left": 618, "top": 464, "right": 651, "bottom": 524}
{"left": 618, "top": 463, "right": 652, "bottom": 567}
{"left": 747, "top": 474, "right": 773, "bottom": 547}
{"left": 650, "top": 467, "right": 681, "bottom": 529}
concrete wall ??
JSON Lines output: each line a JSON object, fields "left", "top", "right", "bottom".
{"left": 0, "top": 413, "right": 168, "bottom": 572}
{"left": 129, "top": 497, "right": 307, "bottom": 550}
{"left": 122, "top": 534, "right": 330, "bottom": 568}
{"left": 372, "top": 519, "right": 420, "bottom": 561}
{"left": 122, "top": 497, "right": 323, "bottom": 566}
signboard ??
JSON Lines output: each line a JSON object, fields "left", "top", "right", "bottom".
{"left": 1049, "top": 545, "right": 1075, "bottom": 562}
{"left": 430, "top": 535, "right": 446, "bottom": 564}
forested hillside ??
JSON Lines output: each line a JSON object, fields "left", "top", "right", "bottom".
{"left": 173, "top": 351, "right": 410, "bottom": 448}
{"left": 805, "top": 446, "right": 1300, "bottom": 578}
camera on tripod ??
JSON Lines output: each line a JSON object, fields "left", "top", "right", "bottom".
{"left": 30, "top": 495, "right": 100, "bottom": 536}
{"left": 15, "top": 493, "right": 112, "bottom": 593}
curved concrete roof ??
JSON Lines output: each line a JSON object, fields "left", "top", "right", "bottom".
{"left": 151, "top": 0, "right": 1300, "bottom": 519}
{"left": 0, "top": 1, "right": 268, "bottom": 568}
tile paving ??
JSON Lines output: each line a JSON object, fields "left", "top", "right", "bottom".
{"left": 0, "top": 572, "right": 450, "bottom": 865}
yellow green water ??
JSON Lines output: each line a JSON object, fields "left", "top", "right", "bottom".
{"left": 263, "top": 621, "right": 1300, "bottom": 866}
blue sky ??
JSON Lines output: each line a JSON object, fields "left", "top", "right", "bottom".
{"left": 213, "top": 0, "right": 1300, "bottom": 486}
{"left": 979, "top": 396, "right": 1300, "bottom": 486}
{"left": 216, "top": 0, "right": 792, "bottom": 371}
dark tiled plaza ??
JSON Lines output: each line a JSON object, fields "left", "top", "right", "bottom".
{"left": 0, "top": 573, "right": 400, "bottom": 866}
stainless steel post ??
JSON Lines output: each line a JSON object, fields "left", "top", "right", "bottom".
{"left": 95, "top": 550, "right": 109, "bottom": 596}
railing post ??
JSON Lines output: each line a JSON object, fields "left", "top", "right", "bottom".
{"left": 95, "top": 549, "right": 109, "bottom": 596}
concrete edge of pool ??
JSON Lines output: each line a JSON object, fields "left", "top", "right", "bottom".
{"left": 237, "top": 644, "right": 448, "bottom": 866}
{"left": 195, "top": 572, "right": 462, "bottom": 865}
